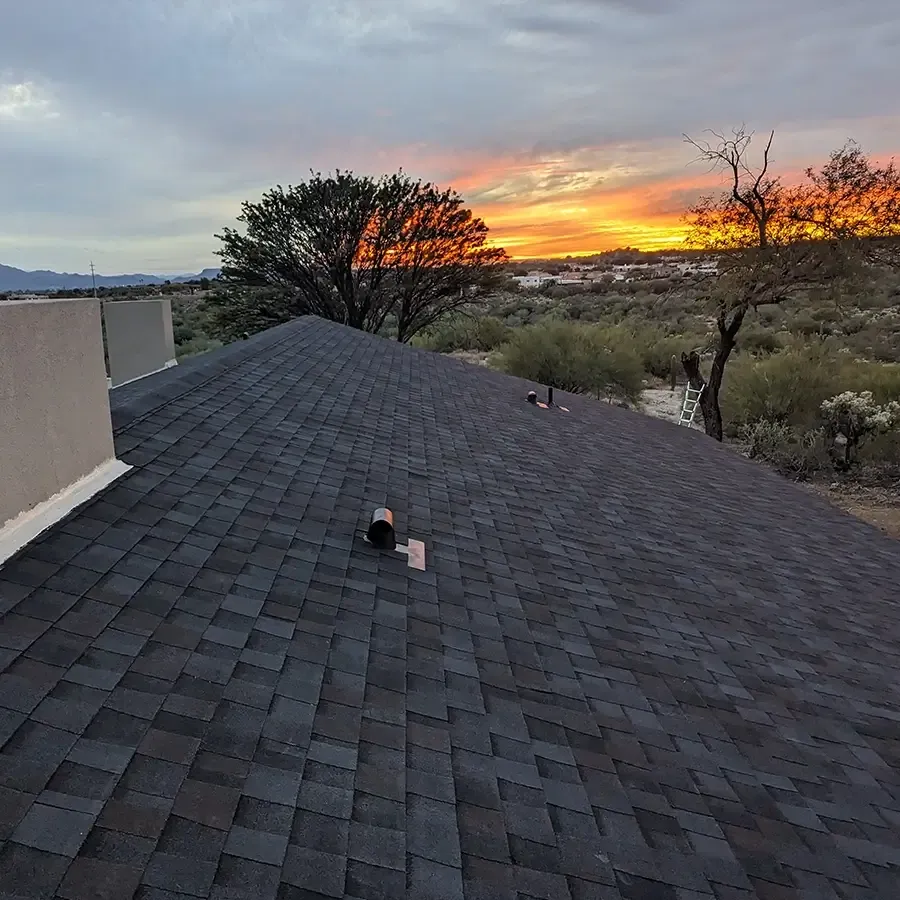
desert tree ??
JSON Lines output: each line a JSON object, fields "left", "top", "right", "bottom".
{"left": 203, "top": 284, "right": 306, "bottom": 342}
{"left": 680, "top": 127, "right": 900, "bottom": 440}
{"left": 213, "top": 170, "right": 507, "bottom": 342}
{"left": 388, "top": 186, "right": 509, "bottom": 342}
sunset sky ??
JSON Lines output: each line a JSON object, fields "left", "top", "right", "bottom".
{"left": 1, "top": 1, "right": 899, "bottom": 273}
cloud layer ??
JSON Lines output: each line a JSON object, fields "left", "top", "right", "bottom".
{"left": 1, "top": 0, "right": 898, "bottom": 270}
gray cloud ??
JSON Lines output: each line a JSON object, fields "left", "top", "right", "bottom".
{"left": 0, "top": 0, "right": 898, "bottom": 270}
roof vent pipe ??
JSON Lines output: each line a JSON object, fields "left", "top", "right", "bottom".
{"left": 527, "top": 391, "right": 537, "bottom": 404}
{"left": 367, "top": 507, "right": 396, "bottom": 550}
{"left": 547, "top": 387, "right": 554, "bottom": 407}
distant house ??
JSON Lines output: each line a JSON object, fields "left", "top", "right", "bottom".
{"left": 678, "top": 261, "right": 719, "bottom": 277}
{"left": 512, "top": 271, "right": 557, "bottom": 289}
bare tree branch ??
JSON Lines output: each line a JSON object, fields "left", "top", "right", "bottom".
{"left": 679, "top": 130, "right": 900, "bottom": 440}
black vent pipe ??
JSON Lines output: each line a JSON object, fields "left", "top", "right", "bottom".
{"left": 367, "top": 508, "right": 396, "bottom": 550}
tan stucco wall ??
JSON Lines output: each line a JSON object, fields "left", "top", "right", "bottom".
{"left": 104, "top": 298, "right": 177, "bottom": 388}
{"left": 0, "top": 299, "right": 116, "bottom": 528}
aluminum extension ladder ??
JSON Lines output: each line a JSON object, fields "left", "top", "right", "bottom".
{"left": 678, "top": 384, "right": 703, "bottom": 427}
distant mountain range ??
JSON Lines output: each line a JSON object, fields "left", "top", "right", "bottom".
{"left": 0, "top": 264, "right": 222, "bottom": 292}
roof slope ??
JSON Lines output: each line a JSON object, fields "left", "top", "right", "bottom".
{"left": 1, "top": 315, "right": 899, "bottom": 900}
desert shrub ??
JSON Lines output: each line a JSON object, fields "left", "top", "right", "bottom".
{"left": 414, "top": 316, "right": 472, "bottom": 353}
{"left": 565, "top": 297, "right": 608, "bottom": 323}
{"left": 809, "top": 305, "right": 842, "bottom": 326}
{"left": 821, "top": 391, "right": 900, "bottom": 469}
{"left": 725, "top": 347, "right": 900, "bottom": 465}
{"left": 854, "top": 323, "right": 900, "bottom": 363}
{"left": 498, "top": 323, "right": 575, "bottom": 389}
{"left": 723, "top": 345, "right": 842, "bottom": 432}
{"left": 843, "top": 361, "right": 900, "bottom": 402}
{"left": 788, "top": 312, "right": 822, "bottom": 337}
{"left": 173, "top": 324, "right": 196, "bottom": 344}
{"left": 492, "top": 298, "right": 526, "bottom": 320}
{"left": 841, "top": 314, "right": 868, "bottom": 335}
{"left": 415, "top": 315, "right": 511, "bottom": 353}
{"left": 739, "top": 420, "right": 830, "bottom": 479}
{"left": 576, "top": 328, "right": 646, "bottom": 402}
{"left": 175, "top": 336, "right": 224, "bottom": 359}
{"left": 737, "top": 327, "right": 781, "bottom": 355}
{"left": 756, "top": 308, "right": 781, "bottom": 328}
{"left": 638, "top": 332, "right": 705, "bottom": 381}
{"left": 858, "top": 430, "right": 900, "bottom": 467}
{"left": 497, "top": 321, "right": 644, "bottom": 403}
{"left": 470, "top": 316, "right": 511, "bottom": 351}
{"left": 741, "top": 419, "right": 796, "bottom": 459}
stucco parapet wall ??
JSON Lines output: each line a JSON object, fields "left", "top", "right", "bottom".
{"left": 0, "top": 298, "right": 130, "bottom": 564}
{"left": 104, "top": 297, "right": 178, "bottom": 388}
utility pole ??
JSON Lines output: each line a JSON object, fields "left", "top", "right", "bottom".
{"left": 90, "top": 261, "right": 97, "bottom": 298}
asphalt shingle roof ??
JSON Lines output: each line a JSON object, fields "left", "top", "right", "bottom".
{"left": 1, "top": 315, "right": 900, "bottom": 900}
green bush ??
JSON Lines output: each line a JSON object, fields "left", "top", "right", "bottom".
{"left": 173, "top": 324, "right": 196, "bottom": 344}
{"left": 738, "top": 420, "right": 830, "bottom": 479}
{"left": 608, "top": 323, "right": 711, "bottom": 381}
{"left": 413, "top": 317, "right": 470, "bottom": 353}
{"left": 415, "top": 315, "right": 511, "bottom": 353}
{"left": 844, "top": 361, "right": 900, "bottom": 402}
{"left": 859, "top": 430, "right": 900, "bottom": 467}
{"left": 470, "top": 317, "right": 512, "bottom": 351}
{"left": 737, "top": 327, "right": 782, "bottom": 355}
{"left": 738, "top": 400, "right": 900, "bottom": 479}
{"left": 821, "top": 391, "right": 900, "bottom": 469}
{"left": 175, "top": 336, "right": 224, "bottom": 360}
{"left": 723, "top": 345, "right": 843, "bottom": 432}
{"left": 724, "top": 344, "right": 900, "bottom": 435}
{"left": 496, "top": 321, "right": 644, "bottom": 403}
{"left": 788, "top": 313, "right": 822, "bottom": 337}
{"left": 638, "top": 334, "right": 692, "bottom": 380}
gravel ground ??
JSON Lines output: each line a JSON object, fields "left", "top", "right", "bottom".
{"left": 640, "top": 386, "right": 687, "bottom": 425}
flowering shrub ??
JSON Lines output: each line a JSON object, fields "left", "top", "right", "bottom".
{"left": 820, "top": 391, "right": 900, "bottom": 468}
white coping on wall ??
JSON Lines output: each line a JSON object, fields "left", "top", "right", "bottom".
{"left": 0, "top": 458, "right": 133, "bottom": 567}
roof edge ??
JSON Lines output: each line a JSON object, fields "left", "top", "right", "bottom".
{"left": 109, "top": 317, "right": 311, "bottom": 434}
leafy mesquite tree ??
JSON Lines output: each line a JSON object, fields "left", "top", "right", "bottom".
{"left": 212, "top": 170, "right": 507, "bottom": 342}
{"left": 680, "top": 128, "right": 900, "bottom": 440}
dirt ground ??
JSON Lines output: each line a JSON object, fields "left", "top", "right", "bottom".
{"left": 448, "top": 350, "right": 492, "bottom": 367}
{"left": 807, "top": 482, "right": 900, "bottom": 539}
{"left": 641, "top": 387, "right": 700, "bottom": 427}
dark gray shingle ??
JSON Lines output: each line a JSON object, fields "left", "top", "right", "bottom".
{"left": 0, "top": 316, "right": 899, "bottom": 898}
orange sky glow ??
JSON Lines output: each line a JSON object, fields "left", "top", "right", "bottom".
{"left": 447, "top": 154, "right": 716, "bottom": 260}
{"left": 479, "top": 199, "right": 690, "bottom": 259}
{"left": 444, "top": 137, "right": 900, "bottom": 260}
